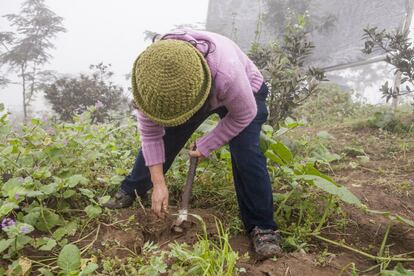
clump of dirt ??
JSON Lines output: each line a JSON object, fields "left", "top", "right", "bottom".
{"left": 134, "top": 207, "right": 220, "bottom": 247}
{"left": 93, "top": 207, "right": 221, "bottom": 259}
{"left": 94, "top": 207, "right": 347, "bottom": 275}
{"left": 98, "top": 222, "right": 144, "bottom": 259}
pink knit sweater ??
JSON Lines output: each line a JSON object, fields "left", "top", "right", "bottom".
{"left": 137, "top": 29, "right": 264, "bottom": 166}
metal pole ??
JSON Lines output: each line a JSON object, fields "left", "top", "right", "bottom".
{"left": 322, "top": 55, "right": 387, "bottom": 72}
{"left": 392, "top": 0, "right": 414, "bottom": 111}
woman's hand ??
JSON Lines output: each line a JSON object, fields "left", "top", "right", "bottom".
{"left": 189, "top": 143, "right": 205, "bottom": 161}
{"left": 151, "top": 181, "right": 169, "bottom": 218}
{"left": 149, "top": 164, "right": 169, "bottom": 218}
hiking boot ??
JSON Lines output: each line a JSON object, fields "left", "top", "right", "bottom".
{"left": 103, "top": 189, "right": 135, "bottom": 209}
{"left": 250, "top": 226, "right": 283, "bottom": 259}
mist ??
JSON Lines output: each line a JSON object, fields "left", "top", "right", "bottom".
{"left": 0, "top": 0, "right": 209, "bottom": 118}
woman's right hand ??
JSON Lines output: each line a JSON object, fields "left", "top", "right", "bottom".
{"left": 149, "top": 164, "right": 169, "bottom": 218}
{"left": 151, "top": 180, "right": 169, "bottom": 218}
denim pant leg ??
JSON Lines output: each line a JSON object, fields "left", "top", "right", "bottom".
{"left": 120, "top": 108, "right": 210, "bottom": 197}
{"left": 228, "top": 84, "right": 277, "bottom": 232}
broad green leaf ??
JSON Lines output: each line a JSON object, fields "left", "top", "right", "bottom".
{"left": 38, "top": 268, "right": 54, "bottom": 276}
{"left": 98, "top": 196, "right": 110, "bottom": 205}
{"left": 219, "top": 148, "right": 231, "bottom": 160}
{"left": 39, "top": 183, "right": 58, "bottom": 195}
{"left": 259, "top": 132, "right": 275, "bottom": 152}
{"left": 53, "top": 221, "right": 78, "bottom": 241}
{"left": 303, "top": 163, "right": 335, "bottom": 183}
{"left": 109, "top": 175, "right": 124, "bottom": 185}
{"left": 84, "top": 205, "right": 101, "bottom": 218}
{"left": 39, "top": 238, "right": 57, "bottom": 251}
{"left": 274, "top": 127, "right": 289, "bottom": 137}
{"left": 57, "top": 244, "right": 81, "bottom": 275}
{"left": 1, "top": 145, "right": 13, "bottom": 155}
{"left": 31, "top": 118, "right": 41, "bottom": 125}
{"left": 0, "top": 239, "right": 13, "bottom": 253}
{"left": 63, "top": 190, "right": 76, "bottom": 199}
{"left": 265, "top": 150, "right": 285, "bottom": 166}
{"left": 0, "top": 202, "right": 19, "bottom": 217}
{"left": 300, "top": 175, "right": 362, "bottom": 206}
{"left": 79, "top": 263, "right": 98, "bottom": 276}
{"left": 285, "top": 117, "right": 302, "bottom": 129}
{"left": 35, "top": 209, "right": 62, "bottom": 232}
{"left": 26, "top": 190, "right": 44, "bottom": 197}
{"left": 262, "top": 124, "right": 273, "bottom": 133}
{"left": 2, "top": 178, "right": 23, "bottom": 194}
{"left": 270, "top": 142, "right": 293, "bottom": 164}
{"left": 115, "top": 167, "right": 128, "bottom": 175}
{"left": 79, "top": 189, "right": 94, "bottom": 199}
{"left": 66, "top": 175, "right": 89, "bottom": 188}
{"left": 23, "top": 211, "right": 41, "bottom": 226}
{"left": 15, "top": 235, "right": 33, "bottom": 251}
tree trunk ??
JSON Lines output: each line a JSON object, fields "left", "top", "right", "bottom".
{"left": 21, "top": 64, "right": 27, "bottom": 119}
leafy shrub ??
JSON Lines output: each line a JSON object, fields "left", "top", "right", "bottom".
{"left": 249, "top": 15, "right": 326, "bottom": 127}
{"left": 0, "top": 104, "right": 138, "bottom": 270}
{"left": 44, "top": 63, "right": 130, "bottom": 122}
{"left": 366, "top": 111, "right": 413, "bottom": 132}
{"left": 362, "top": 27, "right": 414, "bottom": 104}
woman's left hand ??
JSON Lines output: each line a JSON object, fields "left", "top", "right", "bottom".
{"left": 189, "top": 143, "right": 205, "bottom": 161}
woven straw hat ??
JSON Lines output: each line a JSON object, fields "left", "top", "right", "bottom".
{"left": 131, "top": 39, "right": 212, "bottom": 127}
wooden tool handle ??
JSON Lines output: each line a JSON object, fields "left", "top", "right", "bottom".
{"left": 180, "top": 147, "right": 198, "bottom": 210}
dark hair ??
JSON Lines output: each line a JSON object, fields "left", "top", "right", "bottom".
{"left": 157, "top": 31, "right": 216, "bottom": 58}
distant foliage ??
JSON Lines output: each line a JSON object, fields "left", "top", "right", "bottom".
{"left": 44, "top": 63, "right": 129, "bottom": 122}
{"left": 292, "top": 84, "right": 361, "bottom": 124}
{"left": 362, "top": 27, "right": 414, "bottom": 103}
{"left": 0, "top": 0, "right": 65, "bottom": 118}
{"left": 366, "top": 111, "right": 412, "bottom": 133}
{"left": 264, "top": 0, "right": 337, "bottom": 37}
{"left": 249, "top": 15, "right": 326, "bottom": 126}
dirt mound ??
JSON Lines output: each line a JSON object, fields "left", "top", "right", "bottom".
{"left": 93, "top": 208, "right": 346, "bottom": 275}
{"left": 92, "top": 207, "right": 221, "bottom": 259}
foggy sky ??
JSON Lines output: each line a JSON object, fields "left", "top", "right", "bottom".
{"left": 0, "top": 0, "right": 413, "bottom": 116}
{"left": 0, "top": 0, "right": 209, "bottom": 114}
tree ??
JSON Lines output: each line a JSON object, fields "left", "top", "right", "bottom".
{"left": 44, "top": 63, "right": 129, "bottom": 122}
{"left": 249, "top": 15, "right": 326, "bottom": 126}
{"left": 362, "top": 27, "right": 414, "bottom": 108}
{"left": 263, "top": 0, "right": 336, "bottom": 38}
{"left": 0, "top": 0, "right": 65, "bottom": 119}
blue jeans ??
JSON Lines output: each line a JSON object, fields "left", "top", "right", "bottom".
{"left": 121, "top": 83, "right": 277, "bottom": 232}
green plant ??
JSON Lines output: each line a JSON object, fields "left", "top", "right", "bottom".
{"left": 262, "top": 118, "right": 414, "bottom": 267}
{"left": 101, "top": 217, "right": 239, "bottom": 276}
{"left": 366, "top": 111, "right": 412, "bottom": 132}
{"left": 138, "top": 216, "right": 239, "bottom": 276}
{"left": 249, "top": 14, "right": 326, "bottom": 127}
{"left": 0, "top": 0, "right": 66, "bottom": 118}
{"left": 0, "top": 104, "right": 139, "bottom": 272}
{"left": 362, "top": 27, "right": 414, "bottom": 105}
{"left": 382, "top": 263, "right": 414, "bottom": 276}
{"left": 44, "top": 63, "right": 130, "bottom": 122}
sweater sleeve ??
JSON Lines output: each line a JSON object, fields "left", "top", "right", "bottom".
{"left": 195, "top": 69, "right": 258, "bottom": 157}
{"left": 137, "top": 111, "right": 166, "bottom": 166}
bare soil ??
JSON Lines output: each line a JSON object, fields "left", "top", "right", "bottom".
{"left": 82, "top": 125, "right": 414, "bottom": 275}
